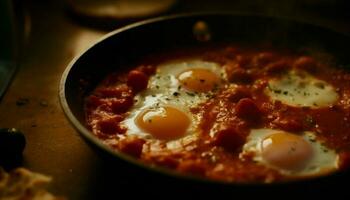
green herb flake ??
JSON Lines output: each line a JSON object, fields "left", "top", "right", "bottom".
{"left": 186, "top": 92, "right": 195, "bottom": 97}
{"left": 274, "top": 90, "right": 282, "bottom": 94}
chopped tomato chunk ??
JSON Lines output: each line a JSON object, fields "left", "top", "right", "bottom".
{"left": 254, "top": 52, "right": 276, "bottom": 65}
{"left": 97, "top": 115, "right": 124, "bottom": 135}
{"left": 127, "top": 70, "right": 149, "bottom": 92}
{"left": 227, "top": 86, "right": 251, "bottom": 103}
{"left": 235, "top": 55, "right": 251, "bottom": 67}
{"left": 154, "top": 157, "right": 179, "bottom": 169}
{"left": 110, "top": 97, "right": 133, "bottom": 114}
{"left": 137, "top": 65, "right": 156, "bottom": 76}
{"left": 177, "top": 159, "right": 206, "bottom": 176}
{"left": 294, "top": 56, "right": 317, "bottom": 72}
{"left": 235, "top": 98, "right": 261, "bottom": 121}
{"left": 86, "top": 95, "right": 103, "bottom": 108}
{"left": 213, "top": 126, "right": 246, "bottom": 152}
{"left": 266, "top": 60, "right": 288, "bottom": 74}
{"left": 119, "top": 137, "right": 146, "bottom": 158}
{"left": 271, "top": 117, "right": 304, "bottom": 132}
{"left": 226, "top": 67, "right": 253, "bottom": 83}
{"left": 338, "top": 152, "right": 350, "bottom": 170}
{"left": 96, "top": 84, "right": 132, "bottom": 98}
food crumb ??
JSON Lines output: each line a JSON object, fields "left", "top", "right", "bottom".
{"left": 39, "top": 100, "right": 48, "bottom": 107}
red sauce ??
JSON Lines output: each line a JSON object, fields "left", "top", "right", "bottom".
{"left": 85, "top": 45, "right": 350, "bottom": 183}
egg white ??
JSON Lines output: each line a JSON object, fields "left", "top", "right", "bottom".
{"left": 240, "top": 128, "right": 338, "bottom": 176}
{"left": 266, "top": 70, "right": 338, "bottom": 108}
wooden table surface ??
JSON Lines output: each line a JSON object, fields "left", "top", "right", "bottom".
{"left": 1, "top": 0, "right": 350, "bottom": 199}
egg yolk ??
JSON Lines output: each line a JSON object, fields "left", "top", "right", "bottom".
{"left": 177, "top": 69, "right": 220, "bottom": 92}
{"left": 261, "top": 132, "right": 313, "bottom": 171}
{"left": 135, "top": 106, "right": 190, "bottom": 140}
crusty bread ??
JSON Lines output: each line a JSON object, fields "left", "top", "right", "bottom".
{"left": 0, "top": 168, "right": 65, "bottom": 200}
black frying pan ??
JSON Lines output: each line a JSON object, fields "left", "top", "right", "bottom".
{"left": 59, "top": 13, "right": 350, "bottom": 198}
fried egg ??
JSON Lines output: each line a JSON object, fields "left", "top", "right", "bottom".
{"left": 266, "top": 70, "right": 338, "bottom": 108}
{"left": 240, "top": 128, "right": 338, "bottom": 177}
{"left": 122, "top": 59, "right": 225, "bottom": 145}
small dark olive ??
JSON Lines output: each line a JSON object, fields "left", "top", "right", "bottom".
{"left": 0, "top": 128, "right": 26, "bottom": 158}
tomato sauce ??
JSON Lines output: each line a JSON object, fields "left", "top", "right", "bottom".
{"left": 85, "top": 45, "right": 350, "bottom": 183}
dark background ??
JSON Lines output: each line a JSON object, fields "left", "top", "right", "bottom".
{"left": 1, "top": 0, "right": 350, "bottom": 199}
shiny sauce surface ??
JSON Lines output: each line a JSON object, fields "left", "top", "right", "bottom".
{"left": 85, "top": 45, "right": 350, "bottom": 183}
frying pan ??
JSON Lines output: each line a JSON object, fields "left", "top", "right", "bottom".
{"left": 59, "top": 13, "right": 350, "bottom": 197}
